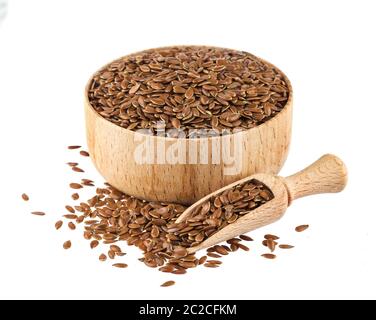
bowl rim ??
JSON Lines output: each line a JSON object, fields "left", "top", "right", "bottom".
{"left": 84, "top": 45, "right": 293, "bottom": 142}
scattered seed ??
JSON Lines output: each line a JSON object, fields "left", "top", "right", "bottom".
{"left": 55, "top": 220, "right": 63, "bottom": 230}
{"left": 295, "top": 225, "right": 309, "bottom": 232}
{"left": 99, "top": 254, "right": 107, "bottom": 261}
{"left": 279, "top": 244, "right": 294, "bottom": 249}
{"left": 84, "top": 231, "right": 92, "bottom": 240}
{"left": 31, "top": 211, "right": 45, "bottom": 216}
{"left": 239, "top": 235, "right": 253, "bottom": 241}
{"left": 261, "top": 253, "right": 276, "bottom": 259}
{"left": 22, "top": 193, "right": 29, "bottom": 201}
{"left": 68, "top": 222, "right": 76, "bottom": 230}
{"left": 215, "top": 246, "right": 229, "bottom": 255}
{"left": 264, "top": 234, "right": 280, "bottom": 240}
{"left": 71, "top": 193, "right": 79, "bottom": 200}
{"left": 67, "top": 162, "right": 79, "bottom": 167}
{"left": 90, "top": 240, "right": 99, "bottom": 249}
{"left": 81, "top": 178, "right": 94, "bottom": 183}
{"left": 79, "top": 151, "right": 90, "bottom": 157}
{"left": 108, "top": 250, "right": 115, "bottom": 259}
{"left": 161, "top": 280, "right": 175, "bottom": 287}
{"left": 227, "top": 238, "right": 241, "bottom": 244}
{"left": 63, "top": 214, "right": 78, "bottom": 219}
{"left": 266, "top": 239, "right": 276, "bottom": 252}
{"left": 237, "top": 243, "right": 250, "bottom": 251}
{"left": 68, "top": 145, "right": 81, "bottom": 150}
{"left": 110, "top": 245, "right": 121, "bottom": 253}
{"left": 198, "top": 256, "right": 207, "bottom": 265}
{"left": 172, "top": 269, "right": 187, "bottom": 275}
{"left": 69, "top": 183, "right": 83, "bottom": 189}
{"left": 112, "top": 263, "right": 128, "bottom": 268}
{"left": 177, "top": 261, "right": 193, "bottom": 269}
{"left": 81, "top": 179, "right": 95, "bottom": 186}
{"left": 204, "top": 263, "right": 219, "bottom": 268}
{"left": 72, "top": 167, "right": 85, "bottom": 173}
{"left": 65, "top": 205, "right": 75, "bottom": 213}
{"left": 103, "top": 240, "right": 116, "bottom": 244}
{"left": 222, "top": 245, "right": 232, "bottom": 252}
{"left": 230, "top": 243, "right": 239, "bottom": 252}
{"left": 63, "top": 241, "right": 71, "bottom": 249}
{"left": 43, "top": 143, "right": 307, "bottom": 279}
{"left": 159, "top": 265, "right": 174, "bottom": 273}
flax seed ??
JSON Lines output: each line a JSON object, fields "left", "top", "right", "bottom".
{"left": 161, "top": 280, "right": 175, "bottom": 287}
{"left": 22, "top": 193, "right": 29, "bottom": 201}
{"left": 63, "top": 241, "right": 71, "bottom": 249}
{"left": 295, "top": 225, "right": 309, "bottom": 232}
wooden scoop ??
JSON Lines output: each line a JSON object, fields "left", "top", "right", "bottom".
{"left": 175, "top": 154, "right": 347, "bottom": 254}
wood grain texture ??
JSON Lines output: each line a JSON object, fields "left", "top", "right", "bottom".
{"left": 84, "top": 54, "right": 293, "bottom": 205}
{"left": 284, "top": 154, "right": 348, "bottom": 203}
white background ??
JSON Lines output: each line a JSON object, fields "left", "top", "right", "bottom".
{"left": 0, "top": 0, "right": 375, "bottom": 300}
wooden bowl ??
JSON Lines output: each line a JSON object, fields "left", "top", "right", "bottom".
{"left": 84, "top": 47, "right": 293, "bottom": 205}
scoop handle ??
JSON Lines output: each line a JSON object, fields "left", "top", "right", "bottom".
{"left": 283, "top": 154, "right": 347, "bottom": 203}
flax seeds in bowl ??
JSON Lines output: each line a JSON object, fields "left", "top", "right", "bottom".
{"left": 84, "top": 46, "right": 293, "bottom": 204}
{"left": 88, "top": 46, "right": 290, "bottom": 133}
